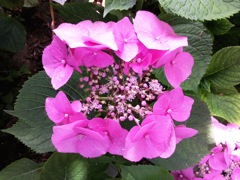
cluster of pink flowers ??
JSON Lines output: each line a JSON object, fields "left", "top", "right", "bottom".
{"left": 172, "top": 117, "right": 240, "bottom": 179}
{"left": 43, "top": 10, "right": 197, "bottom": 161}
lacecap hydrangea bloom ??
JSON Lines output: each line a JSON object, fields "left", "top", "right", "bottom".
{"left": 172, "top": 117, "right": 240, "bottom": 180}
{"left": 43, "top": 10, "right": 196, "bottom": 162}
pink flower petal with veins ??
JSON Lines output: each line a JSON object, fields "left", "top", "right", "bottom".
{"left": 113, "top": 17, "right": 140, "bottom": 61}
{"left": 164, "top": 50, "right": 194, "bottom": 88}
{"left": 134, "top": 11, "right": 188, "bottom": 51}
{"left": 74, "top": 48, "right": 114, "bottom": 68}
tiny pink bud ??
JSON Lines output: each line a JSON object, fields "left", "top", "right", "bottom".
{"left": 141, "top": 101, "right": 147, "bottom": 106}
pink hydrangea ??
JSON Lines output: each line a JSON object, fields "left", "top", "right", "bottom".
{"left": 123, "top": 115, "right": 176, "bottom": 162}
{"left": 45, "top": 91, "right": 86, "bottom": 125}
{"left": 134, "top": 11, "right": 188, "bottom": 51}
{"left": 153, "top": 88, "right": 194, "bottom": 122}
{"left": 42, "top": 36, "right": 81, "bottom": 89}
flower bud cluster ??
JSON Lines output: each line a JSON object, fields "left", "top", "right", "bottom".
{"left": 79, "top": 65, "right": 163, "bottom": 122}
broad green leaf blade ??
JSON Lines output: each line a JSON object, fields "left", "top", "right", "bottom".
{"left": 201, "top": 91, "right": 240, "bottom": 125}
{"left": 0, "top": 16, "right": 26, "bottom": 53}
{"left": 2, "top": 119, "right": 55, "bottom": 153}
{"left": 23, "top": 0, "right": 39, "bottom": 7}
{"left": 53, "top": 2, "right": 104, "bottom": 23}
{"left": 0, "top": 0, "right": 24, "bottom": 9}
{"left": 120, "top": 165, "right": 173, "bottom": 180}
{"left": 159, "top": 15, "right": 212, "bottom": 91}
{"left": 40, "top": 153, "right": 88, "bottom": 180}
{"left": 104, "top": 0, "right": 137, "bottom": 17}
{"left": 203, "top": 46, "right": 240, "bottom": 88}
{"left": 158, "top": 0, "right": 240, "bottom": 21}
{"left": 4, "top": 71, "right": 87, "bottom": 153}
{"left": 205, "top": 19, "right": 234, "bottom": 35}
{"left": 0, "top": 158, "right": 41, "bottom": 180}
{"left": 151, "top": 98, "right": 213, "bottom": 170}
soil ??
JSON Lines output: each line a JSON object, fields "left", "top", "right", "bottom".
{"left": 0, "top": 0, "right": 59, "bottom": 170}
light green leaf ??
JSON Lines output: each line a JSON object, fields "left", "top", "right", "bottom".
{"left": 23, "top": 0, "right": 39, "bottom": 7}
{"left": 151, "top": 98, "right": 213, "bottom": 170}
{"left": 0, "top": 158, "right": 41, "bottom": 180}
{"left": 206, "top": 19, "right": 234, "bottom": 35}
{"left": 0, "top": 16, "right": 26, "bottom": 53}
{"left": 158, "top": 0, "right": 240, "bottom": 21}
{"left": 104, "top": 0, "right": 137, "bottom": 17}
{"left": 203, "top": 46, "right": 240, "bottom": 88}
{"left": 201, "top": 91, "right": 240, "bottom": 125}
{"left": 53, "top": 2, "right": 104, "bottom": 23}
{"left": 4, "top": 71, "right": 88, "bottom": 153}
{"left": 120, "top": 165, "right": 173, "bottom": 180}
{"left": 158, "top": 15, "right": 212, "bottom": 91}
{"left": 40, "top": 153, "right": 88, "bottom": 180}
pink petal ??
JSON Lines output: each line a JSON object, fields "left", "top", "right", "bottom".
{"left": 208, "top": 152, "right": 228, "bottom": 171}
{"left": 164, "top": 51, "right": 194, "bottom": 88}
{"left": 171, "top": 96, "right": 194, "bottom": 122}
{"left": 52, "top": 121, "right": 88, "bottom": 153}
{"left": 53, "top": 22, "right": 90, "bottom": 48}
{"left": 113, "top": 17, "right": 139, "bottom": 61}
{"left": 73, "top": 126, "right": 109, "bottom": 158}
{"left": 71, "top": 100, "right": 82, "bottom": 112}
{"left": 134, "top": 11, "right": 188, "bottom": 51}
{"left": 74, "top": 48, "right": 114, "bottom": 68}
{"left": 175, "top": 125, "right": 198, "bottom": 143}
{"left": 45, "top": 97, "right": 65, "bottom": 124}
{"left": 51, "top": 64, "right": 74, "bottom": 89}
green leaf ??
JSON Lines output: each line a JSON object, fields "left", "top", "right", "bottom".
{"left": 0, "top": 158, "right": 41, "bottom": 180}
{"left": 153, "top": 67, "right": 172, "bottom": 88}
{"left": 53, "top": 2, "right": 104, "bottom": 23}
{"left": 200, "top": 91, "right": 240, "bottom": 125}
{"left": 159, "top": 15, "right": 212, "bottom": 92}
{"left": 2, "top": 119, "right": 55, "bottom": 153}
{"left": 120, "top": 165, "right": 173, "bottom": 180}
{"left": 104, "top": 0, "right": 137, "bottom": 17}
{"left": 23, "top": 0, "right": 39, "bottom": 7}
{"left": 40, "top": 153, "right": 88, "bottom": 180}
{"left": 0, "top": 16, "right": 26, "bottom": 53}
{"left": 151, "top": 98, "right": 213, "bottom": 170}
{"left": 203, "top": 46, "right": 240, "bottom": 88}
{"left": 4, "top": 71, "right": 88, "bottom": 153}
{"left": 40, "top": 153, "right": 110, "bottom": 179}
{"left": 0, "top": 0, "right": 24, "bottom": 9}
{"left": 158, "top": 0, "right": 240, "bottom": 21}
{"left": 205, "top": 19, "right": 234, "bottom": 35}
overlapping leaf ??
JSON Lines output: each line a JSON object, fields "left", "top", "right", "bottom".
{"left": 204, "top": 46, "right": 240, "bottom": 88}
{"left": 104, "top": 0, "right": 137, "bottom": 17}
{"left": 120, "top": 165, "right": 173, "bottom": 180}
{"left": 0, "top": 158, "right": 41, "bottom": 180}
{"left": 0, "top": 16, "right": 26, "bottom": 53}
{"left": 158, "top": 0, "right": 240, "bottom": 21}
{"left": 201, "top": 91, "right": 240, "bottom": 125}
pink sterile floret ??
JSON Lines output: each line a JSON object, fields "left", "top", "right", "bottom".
{"left": 153, "top": 88, "right": 194, "bottom": 122}
{"left": 88, "top": 118, "right": 128, "bottom": 156}
{"left": 73, "top": 47, "right": 114, "bottom": 68}
{"left": 52, "top": 120, "right": 109, "bottom": 158}
{"left": 42, "top": 35, "right": 80, "bottom": 90}
{"left": 123, "top": 115, "right": 176, "bottom": 162}
{"left": 53, "top": 20, "right": 118, "bottom": 50}
{"left": 45, "top": 91, "right": 86, "bottom": 125}
{"left": 153, "top": 47, "right": 194, "bottom": 88}
{"left": 134, "top": 11, "right": 188, "bottom": 51}
{"left": 113, "top": 17, "right": 140, "bottom": 62}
